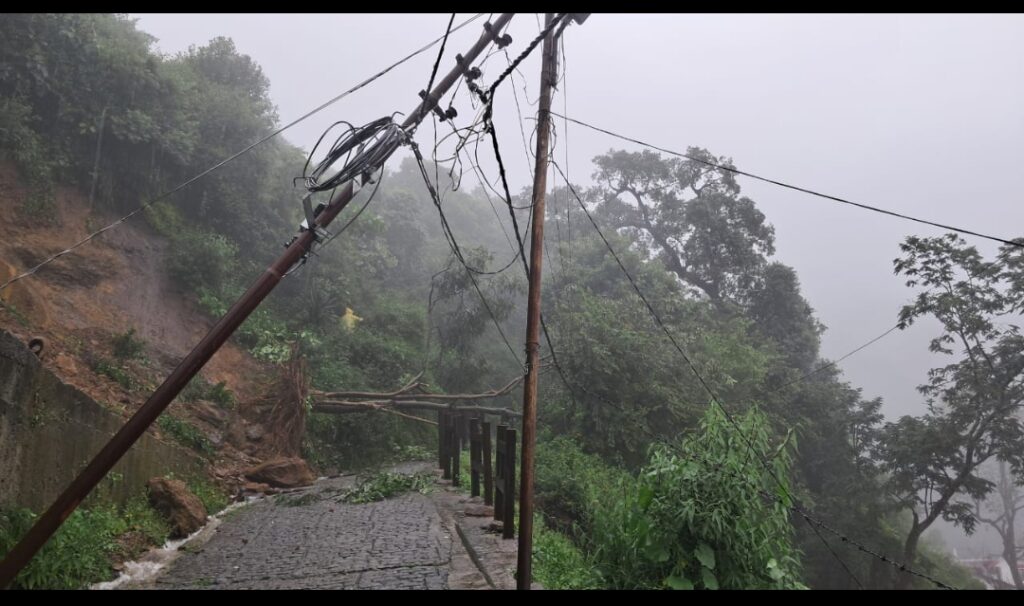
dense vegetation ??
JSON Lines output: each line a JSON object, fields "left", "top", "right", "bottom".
{"left": 0, "top": 473, "right": 227, "bottom": 589}
{"left": 3, "top": 14, "right": 1014, "bottom": 590}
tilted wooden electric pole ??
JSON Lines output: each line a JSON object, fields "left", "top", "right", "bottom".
{"left": 516, "top": 12, "right": 559, "bottom": 591}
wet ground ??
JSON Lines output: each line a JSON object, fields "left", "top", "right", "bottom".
{"left": 111, "top": 462, "right": 510, "bottom": 590}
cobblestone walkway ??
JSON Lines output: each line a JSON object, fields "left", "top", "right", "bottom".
{"left": 155, "top": 465, "right": 465, "bottom": 590}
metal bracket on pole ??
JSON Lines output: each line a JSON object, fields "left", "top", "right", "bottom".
{"left": 300, "top": 195, "right": 333, "bottom": 244}
{"left": 569, "top": 14, "right": 590, "bottom": 25}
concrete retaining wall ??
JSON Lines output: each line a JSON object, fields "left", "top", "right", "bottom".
{"left": 0, "top": 330, "right": 201, "bottom": 511}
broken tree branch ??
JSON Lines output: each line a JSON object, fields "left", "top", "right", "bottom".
{"left": 313, "top": 400, "right": 521, "bottom": 418}
{"left": 378, "top": 408, "right": 439, "bottom": 426}
{"left": 313, "top": 369, "right": 540, "bottom": 402}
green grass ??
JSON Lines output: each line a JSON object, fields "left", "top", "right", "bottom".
{"left": 456, "top": 448, "right": 472, "bottom": 492}
{"left": 532, "top": 515, "right": 604, "bottom": 589}
{"left": 187, "top": 475, "right": 230, "bottom": 514}
{"left": 178, "top": 375, "right": 235, "bottom": 409}
{"left": 157, "top": 415, "right": 215, "bottom": 456}
{"left": 0, "top": 499, "right": 171, "bottom": 589}
{"left": 111, "top": 328, "right": 145, "bottom": 361}
{"left": 94, "top": 358, "right": 135, "bottom": 390}
{"left": 121, "top": 496, "right": 173, "bottom": 547}
{"left": 0, "top": 300, "right": 30, "bottom": 328}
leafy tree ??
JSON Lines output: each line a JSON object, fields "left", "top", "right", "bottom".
{"left": 542, "top": 228, "right": 774, "bottom": 467}
{"left": 973, "top": 459, "right": 1024, "bottom": 589}
{"left": 747, "top": 262, "right": 823, "bottom": 373}
{"left": 876, "top": 233, "right": 1024, "bottom": 588}
{"left": 429, "top": 249, "right": 521, "bottom": 393}
{"left": 591, "top": 148, "right": 775, "bottom": 307}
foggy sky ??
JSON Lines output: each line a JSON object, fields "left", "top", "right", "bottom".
{"left": 132, "top": 13, "right": 1024, "bottom": 426}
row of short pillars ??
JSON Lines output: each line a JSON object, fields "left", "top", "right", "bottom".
{"left": 438, "top": 411, "right": 516, "bottom": 539}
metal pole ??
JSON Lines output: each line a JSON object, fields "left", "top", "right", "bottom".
{"left": 515, "top": 12, "right": 559, "bottom": 591}
{"left": 0, "top": 13, "right": 514, "bottom": 588}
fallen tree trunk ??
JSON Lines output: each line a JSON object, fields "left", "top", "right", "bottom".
{"left": 314, "top": 373, "right": 527, "bottom": 402}
{"left": 313, "top": 399, "right": 521, "bottom": 418}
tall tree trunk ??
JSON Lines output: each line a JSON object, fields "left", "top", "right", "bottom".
{"left": 898, "top": 523, "right": 924, "bottom": 589}
{"left": 997, "top": 461, "right": 1023, "bottom": 589}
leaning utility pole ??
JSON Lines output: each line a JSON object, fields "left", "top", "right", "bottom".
{"left": 516, "top": 12, "right": 559, "bottom": 591}
{"left": 0, "top": 13, "right": 514, "bottom": 588}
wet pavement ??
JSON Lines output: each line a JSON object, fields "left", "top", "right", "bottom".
{"left": 150, "top": 462, "right": 494, "bottom": 590}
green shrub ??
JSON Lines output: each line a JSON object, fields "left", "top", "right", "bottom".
{"left": 179, "top": 375, "right": 235, "bottom": 409}
{"left": 532, "top": 515, "right": 603, "bottom": 589}
{"left": 187, "top": 476, "right": 229, "bottom": 514}
{"left": 0, "top": 96, "right": 55, "bottom": 214}
{"left": 94, "top": 358, "right": 135, "bottom": 389}
{"left": 2, "top": 507, "right": 114, "bottom": 588}
{"left": 157, "top": 415, "right": 215, "bottom": 456}
{"left": 392, "top": 443, "right": 434, "bottom": 462}
{"left": 112, "top": 327, "right": 145, "bottom": 361}
{"left": 0, "top": 497, "right": 173, "bottom": 589}
{"left": 304, "top": 412, "right": 436, "bottom": 473}
{"left": 165, "top": 229, "right": 239, "bottom": 295}
{"left": 143, "top": 201, "right": 185, "bottom": 238}
{"left": 535, "top": 436, "right": 625, "bottom": 537}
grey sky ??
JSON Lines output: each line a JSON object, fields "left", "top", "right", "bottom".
{"left": 132, "top": 13, "right": 1024, "bottom": 426}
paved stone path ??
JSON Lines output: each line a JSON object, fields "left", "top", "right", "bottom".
{"left": 154, "top": 463, "right": 487, "bottom": 590}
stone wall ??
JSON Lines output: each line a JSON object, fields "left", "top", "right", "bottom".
{"left": 0, "top": 330, "right": 201, "bottom": 511}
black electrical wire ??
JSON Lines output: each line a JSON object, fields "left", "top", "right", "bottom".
{"left": 407, "top": 139, "right": 522, "bottom": 367}
{"left": 550, "top": 159, "right": 955, "bottom": 590}
{"left": 300, "top": 116, "right": 404, "bottom": 193}
{"left": 425, "top": 14, "right": 456, "bottom": 98}
{"left": 0, "top": 13, "right": 488, "bottom": 295}
{"left": 553, "top": 112, "right": 1024, "bottom": 251}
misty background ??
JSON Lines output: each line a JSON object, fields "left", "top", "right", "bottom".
{"left": 132, "top": 12, "right": 1024, "bottom": 557}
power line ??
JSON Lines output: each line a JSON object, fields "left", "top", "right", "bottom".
{"left": 549, "top": 159, "right": 955, "bottom": 590}
{"left": 459, "top": 14, "right": 581, "bottom": 410}
{"left": 566, "top": 374, "right": 865, "bottom": 589}
{"left": 424, "top": 14, "right": 456, "bottom": 99}
{"left": 552, "top": 112, "right": 1024, "bottom": 250}
{"left": 0, "top": 13, "right": 487, "bottom": 295}
{"left": 479, "top": 14, "right": 567, "bottom": 124}
{"left": 415, "top": 136, "right": 521, "bottom": 277}
{"left": 440, "top": 108, "right": 580, "bottom": 411}
{"left": 419, "top": 19, "right": 880, "bottom": 585}
{"left": 466, "top": 16, "right": 573, "bottom": 285}
{"left": 453, "top": 16, "right": 578, "bottom": 415}
{"left": 801, "top": 515, "right": 866, "bottom": 589}
{"left": 767, "top": 324, "right": 901, "bottom": 396}
{"left": 408, "top": 138, "right": 522, "bottom": 368}
{"left": 451, "top": 122, "right": 520, "bottom": 256}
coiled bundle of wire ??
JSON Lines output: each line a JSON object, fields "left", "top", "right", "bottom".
{"left": 299, "top": 115, "right": 405, "bottom": 193}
